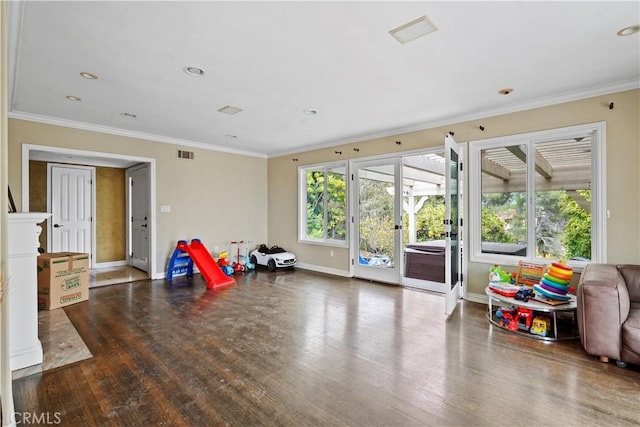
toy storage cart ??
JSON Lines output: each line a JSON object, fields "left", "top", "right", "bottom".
{"left": 485, "top": 287, "right": 579, "bottom": 341}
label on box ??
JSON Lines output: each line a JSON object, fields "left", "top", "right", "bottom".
{"left": 60, "top": 292, "right": 83, "bottom": 305}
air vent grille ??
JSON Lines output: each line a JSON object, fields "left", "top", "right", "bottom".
{"left": 177, "top": 150, "right": 195, "bottom": 160}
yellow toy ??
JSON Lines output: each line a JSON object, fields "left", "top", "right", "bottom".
{"left": 530, "top": 316, "right": 550, "bottom": 337}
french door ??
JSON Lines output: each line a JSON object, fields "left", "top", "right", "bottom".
{"left": 352, "top": 158, "right": 402, "bottom": 284}
{"left": 445, "top": 134, "right": 462, "bottom": 315}
{"left": 351, "top": 136, "right": 463, "bottom": 314}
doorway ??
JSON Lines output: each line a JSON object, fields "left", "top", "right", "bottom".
{"left": 350, "top": 138, "right": 464, "bottom": 314}
{"left": 47, "top": 164, "right": 94, "bottom": 259}
{"left": 22, "top": 144, "right": 158, "bottom": 280}
{"left": 126, "top": 164, "right": 150, "bottom": 273}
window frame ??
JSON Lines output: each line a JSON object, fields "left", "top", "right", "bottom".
{"left": 298, "top": 161, "right": 349, "bottom": 247}
{"left": 469, "top": 122, "right": 606, "bottom": 269}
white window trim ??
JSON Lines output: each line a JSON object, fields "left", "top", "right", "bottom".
{"left": 469, "top": 122, "right": 606, "bottom": 269}
{"left": 298, "top": 161, "right": 349, "bottom": 247}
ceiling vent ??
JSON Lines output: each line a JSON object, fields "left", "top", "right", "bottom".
{"left": 177, "top": 149, "right": 195, "bottom": 160}
{"left": 390, "top": 15, "right": 438, "bottom": 44}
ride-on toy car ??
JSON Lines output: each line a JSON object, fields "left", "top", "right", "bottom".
{"left": 249, "top": 244, "right": 297, "bottom": 271}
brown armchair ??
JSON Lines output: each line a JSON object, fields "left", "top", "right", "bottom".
{"left": 576, "top": 264, "right": 640, "bottom": 367}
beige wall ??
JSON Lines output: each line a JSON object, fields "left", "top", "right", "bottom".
{"left": 29, "top": 161, "right": 126, "bottom": 262}
{"left": 95, "top": 166, "right": 126, "bottom": 263}
{"left": 9, "top": 119, "right": 269, "bottom": 278}
{"left": 268, "top": 89, "right": 640, "bottom": 297}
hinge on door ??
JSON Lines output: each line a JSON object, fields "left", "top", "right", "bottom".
{"left": 351, "top": 259, "right": 354, "bottom": 265}
{"left": 460, "top": 218, "right": 463, "bottom": 227}
{"left": 351, "top": 173, "right": 354, "bottom": 181}
{"left": 459, "top": 163, "right": 463, "bottom": 172}
{"left": 351, "top": 216, "right": 354, "bottom": 223}
{"left": 460, "top": 273, "right": 464, "bottom": 282}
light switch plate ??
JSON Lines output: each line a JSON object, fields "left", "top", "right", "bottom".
{"left": 160, "top": 205, "right": 171, "bottom": 213}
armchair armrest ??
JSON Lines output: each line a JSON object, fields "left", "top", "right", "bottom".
{"left": 577, "top": 264, "right": 630, "bottom": 360}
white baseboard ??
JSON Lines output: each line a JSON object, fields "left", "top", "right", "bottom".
{"left": 464, "top": 292, "right": 488, "bottom": 305}
{"left": 295, "top": 262, "right": 352, "bottom": 278}
{"left": 94, "top": 260, "right": 127, "bottom": 269}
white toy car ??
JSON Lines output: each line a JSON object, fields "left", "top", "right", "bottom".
{"left": 249, "top": 244, "right": 297, "bottom": 271}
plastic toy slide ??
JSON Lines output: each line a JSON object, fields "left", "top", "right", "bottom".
{"left": 169, "top": 239, "right": 235, "bottom": 289}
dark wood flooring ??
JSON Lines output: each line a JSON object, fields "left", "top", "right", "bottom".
{"left": 12, "top": 269, "right": 640, "bottom": 426}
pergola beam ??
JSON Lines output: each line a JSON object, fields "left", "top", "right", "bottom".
{"left": 506, "top": 146, "right": 553, "bottom": 179}
{"left": 481, "top": 156, "right": 510, "bottom": 181}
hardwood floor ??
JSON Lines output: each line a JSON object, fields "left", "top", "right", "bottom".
{"left": 12, "top": 269, "right": 640, "bottom": 426}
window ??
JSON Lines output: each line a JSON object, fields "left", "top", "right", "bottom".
{"left": 298, "top": 162, "right": 348, "bottom": 246}
{"left": 469, "top": 123, "right": 606, "bottom": 267}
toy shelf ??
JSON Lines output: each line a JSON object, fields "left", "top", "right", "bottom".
{"left": 485, "top": 287, "right": 579, "bottom": 341}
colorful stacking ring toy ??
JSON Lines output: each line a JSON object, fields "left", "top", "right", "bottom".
{"left": 535, "top": 261, "right": 574, "bottom": 300}
{"left": 534, "top": 284, "right": 571, "bottom": 301}
{"left": 540, "top": 278, "right": 569, "bottom": 294}
{"left": 542, "top": 273, "right": 570, "bottom": 286}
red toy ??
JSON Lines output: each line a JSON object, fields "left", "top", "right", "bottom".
{"left": 516, "top": 307, "right": 534, "bottom": 331}
{"left": 167, "top": 239, "right": 235, "bottom": 289}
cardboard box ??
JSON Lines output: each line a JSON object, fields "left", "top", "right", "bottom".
{"left": 37, "top": 252, "right": 89, "bottom": 310}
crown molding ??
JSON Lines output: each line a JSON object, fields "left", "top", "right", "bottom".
{"left": 268, "top": 79, "right": 640, "bottom": 158}
{"left": 8, "top": 111, "right": 267, "bottom": 159}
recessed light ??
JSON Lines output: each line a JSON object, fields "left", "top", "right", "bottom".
{"left": 65, "top": 95, "right": 81, "bottom": 101}
{"left": 80, "top": 72, "right": 98, "bottom": 80}
{"left": 390, "top": 15, "right": 438, "bottom": 44}
{"left": 121, "top": 112, "right": 137, "bottom": 119}
{"left": 218, "top": 105, "right": 242, "bottom": 115}
{"left": 303, "top": 108, "right": 318, "bottom": 115}
{"left": 498, "top": 88, "right": 514, "bottom": 95}
{"left": 617, "top": 25, "right": 640, "bottom": 36}
{"left": 184, "top": 66, "right": 205, "bottom": 76}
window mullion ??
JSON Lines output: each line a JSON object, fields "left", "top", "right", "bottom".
{"left": 323, "top": 169, "right": 329, "bottom": 240}
{"left": 527, "top": 139, "right": 536, "bottom": 259}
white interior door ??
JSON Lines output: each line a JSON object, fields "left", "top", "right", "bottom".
{"left": 352, "top": 158, "right": 402, "bottom": 284}
{"left": 445, "top": 134, "right": 462, "bottom": 315}
{"left": 126, "top": 164, "right": 150, "bottom": 272}
{"left": 49, "top": 164, "right": 93, "bottom": 260}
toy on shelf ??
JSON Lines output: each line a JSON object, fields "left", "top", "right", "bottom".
{"left": 530, "top": 316, "right": 551, "bottom": 337}
{"left": 489, "top": 265, "right": 515, "bottom": 284}
{"left": 516, "top": 307, "right": 534, "bottom": 331}
{"left": 495, "top": 306, "right": 518, "bottom": 331}
{"left": 515, "top": 261, "right": 545, "bottom": 287}
{"left": 515, "top": 287, "right": 535, "bottom": 302}
{"left": 534, "top": 261, "right": 574, "bottom": 301}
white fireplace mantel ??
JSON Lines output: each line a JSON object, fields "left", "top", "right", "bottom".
{"left": 7, "top": 212, "right": 50, "bottom": 370}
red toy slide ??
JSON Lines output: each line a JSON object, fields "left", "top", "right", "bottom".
{"left": 182, "top": 239, "right": 235, "bottom": 289}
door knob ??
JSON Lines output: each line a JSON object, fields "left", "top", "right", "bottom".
{"left": 53, "top": 224, "right": 63, "bottom": 228}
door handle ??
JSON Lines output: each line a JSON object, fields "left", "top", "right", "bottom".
{"left": 141, "top": 224, "right": 147, "bottom": 228}
{"left": 53, "top": 224, "right": 63, "bottom": 228}
{"left": 394, "top": 225, "right": 402, "bottom": 230}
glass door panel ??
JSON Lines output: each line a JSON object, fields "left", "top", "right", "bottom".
{"left": 352, "top": 158, "right": 402, "bottom": 284}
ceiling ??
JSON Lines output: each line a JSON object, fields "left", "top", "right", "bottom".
{"left": 7, "top": 1, "right": 640, "bottom": 158}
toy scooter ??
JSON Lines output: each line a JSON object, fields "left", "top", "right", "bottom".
{"left": 244, "top": 240, "right": 255, "bottom": 270}
{"left": 231, "top": 241, "right": 245, "bottom": 273}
